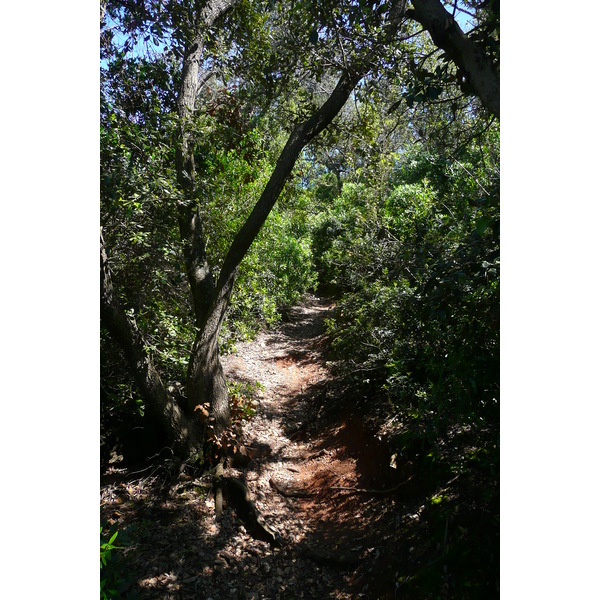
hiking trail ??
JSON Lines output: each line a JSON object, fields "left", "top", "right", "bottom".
{"left": 101, "top": 295, "right": 412, "bottom": 599}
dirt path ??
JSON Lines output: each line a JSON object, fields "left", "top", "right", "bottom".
{"left": 101, "top": 296, "right": 407, "bottom": 599}
{"left": 220, "top": 295, "right": 391, "bottom": 597}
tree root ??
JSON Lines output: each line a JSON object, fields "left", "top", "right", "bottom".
{"left": 214, "top": 460, "right": 225, "bottom": 520}
{"left": 218, "top": 475, "right": 283, "bottom": 546}
{"left": 269, "top": 475, "right": 414, "bottom": 498}
{"left": 330, "top": 475, "right": 414, "bottom": 496}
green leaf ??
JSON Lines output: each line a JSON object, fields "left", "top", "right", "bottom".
{"left": 309, "top": 29, "right": 318, "bottom": 45}
{"left": 426, "top": 86, "right": 441, "bottom": 100}
{"left": 475, "top": 216, "right": 490, "bottom": 235}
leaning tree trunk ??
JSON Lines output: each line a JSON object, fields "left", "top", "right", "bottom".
{"left": 100, "top": 231, "right": 201, "bottom": 457}
{"left": 408, "top": 0, "right": 499, "bottom": 119}
{"left": 176, "top": 67, "right": 374, "bottom": 435}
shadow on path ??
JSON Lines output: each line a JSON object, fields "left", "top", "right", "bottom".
{"left": 101, "top": 295, "right": 424, "bottom": 599}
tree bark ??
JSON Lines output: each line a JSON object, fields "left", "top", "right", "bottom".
{"left": 175, "top": 0, "right": 239, "bottom": 325}
{"left": 173, "top": 0, "right": 241, "bottom": 434}
{"left": 100, "top": 231, "right": 201, "bottom": 456}
{"left": 408, "top": 0, "right": 499, "bottom": 119}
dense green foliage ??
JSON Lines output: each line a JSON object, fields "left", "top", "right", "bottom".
{"left": 308, "top": 130, "right": 499, "bottom": 596}
{"left": 319, "top": 130, "right": 499, "bottom": 434}
{"left": 100, "top": 58, "right": 318, "bottom": 395}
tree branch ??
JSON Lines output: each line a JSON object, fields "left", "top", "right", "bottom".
{"left": 214, "top": 0, "right": 409, "bottom": 308}
{"left": 175, "top": 0, "right": 241, "bottom": 326}
{"left": 214, "top": 67, "right": 364, "bottom": 308}
{"left": 408, "top": 0, "right": 499, "bottom": 119}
